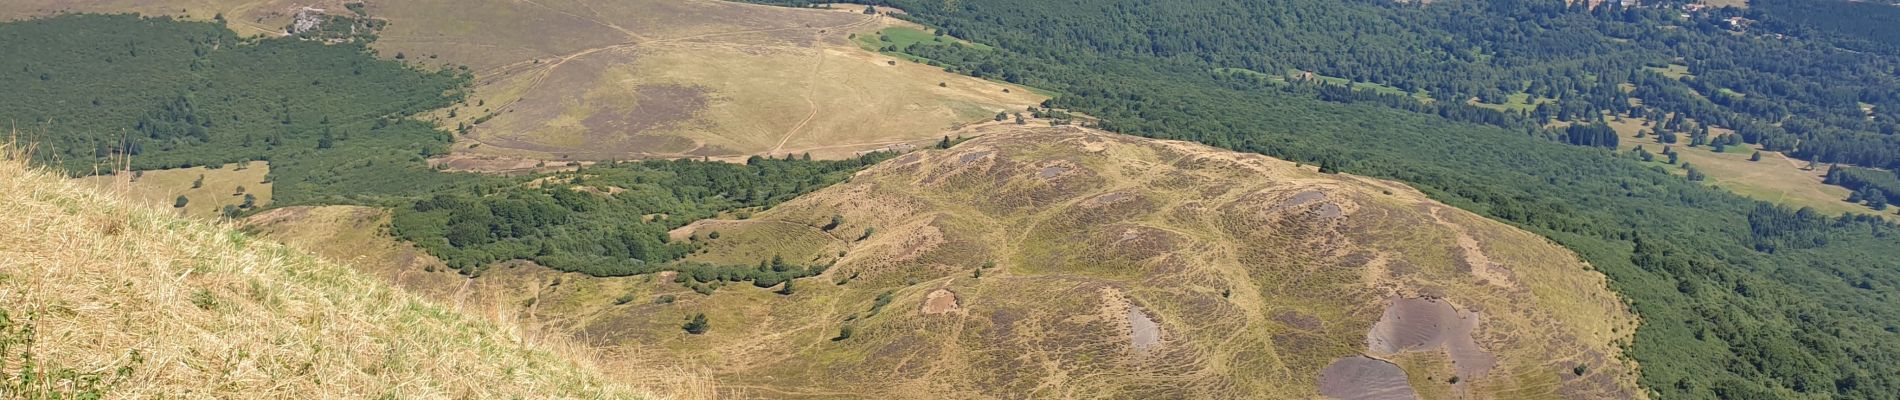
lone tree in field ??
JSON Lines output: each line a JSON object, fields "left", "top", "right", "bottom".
{"left": 995, "top": 111, "right": 1008, "bottom": 122}
{"left": 683, "top": 313, "right": 709, "bottom": 334}
{"left": 173, "top": 196, "right": 189, "bottom": 208}
{"left": 938, "top": 136, "right": 952, "bottom": 149}
{"left": 863, "top": 5, "right": 877, "bottom": 15}
{"left": 825, "top": 214, "right": 844, "bottom": 231}
{"left": 1750, "top": 151, "right": 1762, "bottom": 162}
{"left": 192, "top": 174, "right": 204, "bottom": 189}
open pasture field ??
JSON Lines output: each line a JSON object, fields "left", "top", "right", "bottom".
{"left": 369, "top": 0, "right": 1045, "bottom": 163}
{"left": 1605, "top": 117, "right": 1886, "bottom": 219}
{"left": 78, "top": 161, "right": 271, "bottom": 219}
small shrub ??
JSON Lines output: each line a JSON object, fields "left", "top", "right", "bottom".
{"left": 832, "top": 325, "right": 855, "bottom": 341}
{"left": 682, "top": 313, "right": 709, "bottom": 334}
{"left": 189, "top": 289, "right": 219, "bottom": 310}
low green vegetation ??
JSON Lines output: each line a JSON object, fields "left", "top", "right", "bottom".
{"left": 390, "top": 154, "right": 889, "bottom": 276}
{"left": 855, "top": 26, "right": 991, "bottom": 63}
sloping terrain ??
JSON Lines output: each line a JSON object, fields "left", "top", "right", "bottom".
{"left": 247, "top": 125, "right": 1643, "bottom": 399}
{"left": 376, "top": 0, "right": 1042, "bottom": 162}
{"left": 0, "top": 151, "right": 674, "bottom": 398}
{"left": 0, "top": 0, "right": 1043, "bottom": 164}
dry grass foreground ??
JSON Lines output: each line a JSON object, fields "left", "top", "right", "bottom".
{"left": 0, "top": 149, "right": 684, "bottom": 398}
{"left": 246, "top": 125, "right": 1643, "bottom": 399}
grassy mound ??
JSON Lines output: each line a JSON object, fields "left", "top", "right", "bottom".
{"left": 0, "top": 146, "right": 660, "bottom": 398}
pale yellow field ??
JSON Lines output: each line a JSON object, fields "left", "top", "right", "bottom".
{"left": 78, "top": 161, "right": 271, "bottom": 219}
{"left": 1606, "top": 117, "right": 1884, "bottom": 219}
{"left": 368, "top": 0, "right": 1046, "bottom": 162}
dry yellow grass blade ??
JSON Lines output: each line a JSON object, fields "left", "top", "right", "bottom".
{"left": 0, "top": 143, "right": 680, "bottom": 398}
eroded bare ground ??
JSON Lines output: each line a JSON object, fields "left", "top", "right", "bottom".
{"left": 1319, "top": 356, "right": 1419, "bottom": 400}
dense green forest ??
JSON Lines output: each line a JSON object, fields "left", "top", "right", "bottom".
{"left": 389, "top": 153, "right": 890, "bottom": 278}
{"left": 0, "top": 14, "right": 870, "bottom": 292}
{"left": 789, "top": 0, "right": 1900, "bottom": 170}
{"left": 1825, "top": 165, "right": 1900, "bottom": 211}
{"left": 0, "top": 14, "right": 473, "bottom": 205}
{"left": 759, "top": 0, "right": 1900, "bottom": 397}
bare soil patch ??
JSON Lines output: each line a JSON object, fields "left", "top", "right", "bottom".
{"left": 921, "top": 288, "right": 960, "bottom": 314}
{"left": 1366, "top": 297, "right": 1497, "bottom": 380}
{"left": 1127, "top": 306, "right": 1162, "bottom": 351}
{"left": 1319, "top": 356, "right": 1419, "bottom": 400}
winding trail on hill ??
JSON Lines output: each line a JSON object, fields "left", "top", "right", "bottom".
{"left": 767, "top": 35, "right": 832, "bottom": 156}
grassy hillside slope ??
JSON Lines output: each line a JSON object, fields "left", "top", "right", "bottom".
{"left": 0, "top": 147, "right": 660, "bottom": 398}
{"left": 246, "top": 125, "right": 1643, "bottom": 399}
{"left": 662, "top": 125, "right": 1641, "bottom": 398}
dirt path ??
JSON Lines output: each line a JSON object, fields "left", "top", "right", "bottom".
{"left": 768, "top": 43, "right": 831, "bottom": 156}
{"left": 766, "top": 14, "right": 890, "bottom": 156}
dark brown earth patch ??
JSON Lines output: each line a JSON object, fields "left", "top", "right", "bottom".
{"left": 958, "top": 150, "right": 993, "bottom": 165}
{"left": 1037, "top": 165, "right": 1069, "bottom": 179}
{"left": 1318, "top": 356, "right": 1418, "bottom": 400}
{"left": 1271, "top": 309, "right": 1323, "bottom": 331}
{"left": 579, "top": 84, "right": 712, "bottom": 140}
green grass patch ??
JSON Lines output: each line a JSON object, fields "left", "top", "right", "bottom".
{"left": 1645, "top": 63, "right": 1693, "bottom": 79}
{"left": 855, "top": 27, "right": 991, "bottom": 62}
{"left": 1469, "top": 92, "right": 1553, "bottom": 112}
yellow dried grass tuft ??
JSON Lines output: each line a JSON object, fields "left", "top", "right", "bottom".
{"left": 0, "top": 139, "right": 688, "bottom": 398}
